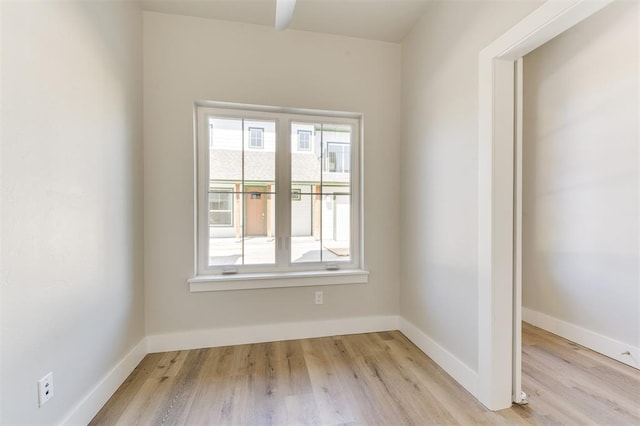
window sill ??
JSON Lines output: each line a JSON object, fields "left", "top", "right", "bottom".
{"left": 188, "top": 269, "right": 369, "bottom": 292}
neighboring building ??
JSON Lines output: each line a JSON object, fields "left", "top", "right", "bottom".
{"left": 208, "top": 119, "right": 351, "bottom": 243}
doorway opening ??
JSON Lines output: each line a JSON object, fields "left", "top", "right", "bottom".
{"left": 477, "top": 0, "right": 615, "bottom": 410}
{"left": 515, "top": 0, "right": 640, "bottom": 406}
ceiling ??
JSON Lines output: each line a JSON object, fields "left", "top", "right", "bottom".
{"left": 140, "top": 0, "right": 432, "bottom": 43}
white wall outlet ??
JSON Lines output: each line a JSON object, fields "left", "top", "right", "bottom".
{"left": 37, "top": 372, "right": 54, "bottom": 407}
{"left": 315, "top": 291, "right": 323, "bottom": 305}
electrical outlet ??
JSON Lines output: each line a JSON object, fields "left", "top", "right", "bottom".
{"left": 315, "top": 291, "right": 323, "bottom": 305}
{"left": 38, "top": 372, "right": 54, "bottom": 407}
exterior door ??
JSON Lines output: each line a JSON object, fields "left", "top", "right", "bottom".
{"left": 245, "top": 186, "right": 265, "bottom": 236}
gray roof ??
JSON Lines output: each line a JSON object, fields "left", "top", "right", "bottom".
{"left": 210, "top": 149, "right": 349, "bottom": 184}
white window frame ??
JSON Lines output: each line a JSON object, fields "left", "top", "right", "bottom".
{"left": 190, "top": 101, "right": 368, "bottom": 291}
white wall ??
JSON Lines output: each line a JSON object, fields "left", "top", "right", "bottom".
{"left": 0, "top": 1, "right": 4, "bottom": 420}
{"left": 144, "top": 13, "right": 401, "bottom": 335}
{"left": 400, "top": 1, "right": 541, "bottom": 373}
{"left": 0, "top": 1, "right": 144, "bottom": 423}
{"left": 522, "top": 2, "right": 639, "bottom": 349}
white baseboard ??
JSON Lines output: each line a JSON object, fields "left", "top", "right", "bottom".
{"left": 523, "top": 307, "right": 640, "bottom": 370}
{"left": 61, "top": 315, "right": 486, "bottom": 424}
{"left": 60, "top": 338, "right": 148, "bottom": 426}
{"left": 55, "top": 312, "right": 638, "bottom": 425}
{"left": 146, "top": 315, "right": 400, "bottom": 353}
{"left": 398, "top": 318, "right": 479, "bottom": 397}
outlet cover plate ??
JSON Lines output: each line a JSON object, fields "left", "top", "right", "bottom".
{"left": 38, "top": 372, "right": 53, "bottom": 407}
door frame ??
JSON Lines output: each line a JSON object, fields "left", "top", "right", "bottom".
{"left": 477, "top": 0, "right": 613, "bottom": 410}
{"left": 513, "top": 57, "right": 524, "bottom": 404}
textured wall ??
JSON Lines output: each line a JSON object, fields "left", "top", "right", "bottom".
{"left": 1, "top": 1, "right": 144, "bottom": 423}
{"left": 523, "top": 2, "right": 639, "bottom": 347}
{"left": 143, "top": 12, "right": 401, "bottom": 335}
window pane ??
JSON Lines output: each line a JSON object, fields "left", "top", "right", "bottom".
{"left": 321, "top": 190, "right": 351, "bottom": 262}
{"left": 245, "top": 120, "right": 275, "bottom": 181}
{"left": 242, "top": 190, "right": 276, "bottom": 264}
{"left": 210, "top": 211, "right": 231, "bottom": 225}
{"left": 248, "top": 127, "right": 264, "bottom": 149}
{"left": 209, "top": 118, "right": 242, "bottom": 182}
{"left": 209, "top": 192, "right": 243, "bottom": 266}
{"left": 200, "top": 107, "right": 360, "bottom": 274}
{"left": 322, "top": 124, "right": 352, "bottom": 185}
{"left": 291, "top": 122, "right": 352, "bottom": 264}
{"left": 291, "top": 189, "right": 351, "bottom": 263}
{"left": 209, "top": 190, "right": 233, "bottom": 227}
{"left": 243, "top": 119, "right": 276, "bottom": 265}
{"left": 324, "top": 143, "right": 350, "bottom": 173}
{"left": 291, "top": 123, "right": 321, "bottom": 186}
{"left": 291, "top": 123, "right": 321, "bottom": 264}
{"left": 291, "top": 193, "right": 321, "bottom": 263}
{"left": 321, "top": 124, "right": 351, "bottom": 261}
{"left": 297, "top": 130, "right": 311, "bottom": 151}
{"left": 208, "top": 117, "right": 276, "bottom": 267}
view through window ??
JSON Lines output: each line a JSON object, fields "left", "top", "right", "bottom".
{"left": 196, "top": 105, "right": 361, "bottom": 274}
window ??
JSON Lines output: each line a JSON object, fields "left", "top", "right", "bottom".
{"left": 248, "top": 127, "right": 264, "bottom": 149}
{"left": 325, "top": 142, "right": 350, "bottom": 173}
{"left": 297, "top": 130, "right": 312, "bottom": 151}
{"left": 194, "top": 103, "right": 364, "bottom": 285}
{"left": 209, "top": 190, "right": 233, "bottom": 226}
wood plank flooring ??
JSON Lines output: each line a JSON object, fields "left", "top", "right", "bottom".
{"left": 90, "top": 323, "right": 640, "bottom": 425}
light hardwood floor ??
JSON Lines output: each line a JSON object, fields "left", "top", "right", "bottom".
{"left": 90, "top": 323, "right": 640, "bottom": 425}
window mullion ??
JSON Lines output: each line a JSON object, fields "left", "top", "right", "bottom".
{"left": 275, "top": 117, "right": 291, "bottom": 269}
{"left": 319, "top": 123, "right": 324, "bottom": 263}
{"left": 198, "top": 110, "right": 210, "bottom": 275}
{"left": 241, "top": 118, "right": 246, "bottom": 266}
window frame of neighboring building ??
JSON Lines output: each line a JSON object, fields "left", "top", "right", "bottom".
{"left": 297, "top": 129, "right": 312, "bottom": 151}
{"left": 248, "top": 126, "right": 264, "bottom": 149}
{"left": 191, "top": 102, "right": 368, "bottom": 291}
{"left": 325, "top": 142, "right": 350, "bottom": 173}
{"left": 208, "top": 188, "right": 234, "bottom": 227}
